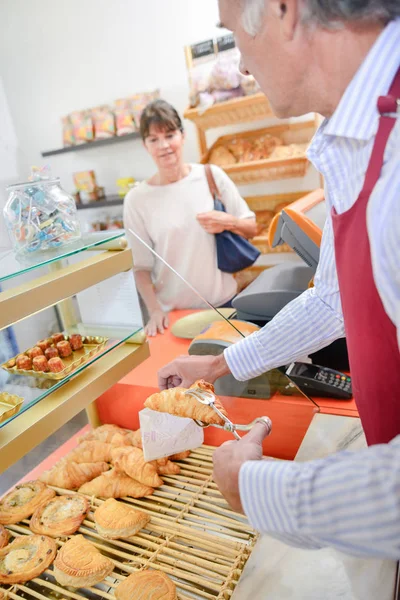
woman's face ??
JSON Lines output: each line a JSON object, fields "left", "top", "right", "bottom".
{"left": 144, "top": 125, "right": 185, "bottom": 170}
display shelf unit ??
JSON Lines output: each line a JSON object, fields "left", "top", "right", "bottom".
{"left": 76, "top": 195, "right": 124, "bottom": 210}
{"left": 0, "top": 233, "right": 149, "bottom": 471}
{"left": 41, "top": 132, "right": 141, "bottom": 157}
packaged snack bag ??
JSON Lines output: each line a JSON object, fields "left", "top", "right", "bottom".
{"left": 70, "top": 110, "right": 94, "bottom": 144}
{"left": 92, "top": 105, "right": 116, "bottom": 139}
{"left": 61, "top": 116, "right": 75, "bottom": 146}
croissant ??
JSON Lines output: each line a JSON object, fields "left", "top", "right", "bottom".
{"left": 79, "top": 469, "right": 154, "bottom": 499}
{"left": 0, "top": 481, "right": 56, "bottom": 525}
{"left": 30, "top": 494, "right": 89, "bottom": 537}
{"left": 115, "top": 570, "right": 177, "bottom": 600}
{"left": 53, "top": 534, "right": 114, "bottom": 589}
{"left": 153, "top": 460, "right": 180, "bottom": 476}
{"left": 78, "top": 424, "right": 130, "bottom": 447}
{"left": 0, "top": 534, "right": 57, "bottom": 584}
{"left": 111, "top": 447, "right": 163, "bottom": 487}
{"left": 169, "top": 450, "right": 191, "bottom": 461}
{"left": 39, "top": 461, "right": 109, "bottom": 490}
{"left": 94, "top": 498, "right": 150, "bottom": 539}
{"left": 0, "top": 526, "right": 9, "bottom": 549}
{"left": 144, "top": 380, "right": 227, "bottom": 425}
{"left": 123, "top": 429, "right": 142, "bottom": 448}
{"left": 65, "top": 441, "right": 116, "bottom": 464}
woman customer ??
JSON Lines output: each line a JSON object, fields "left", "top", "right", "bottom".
{"left": 123, "top": 99, "right": 257, "bottom": 336}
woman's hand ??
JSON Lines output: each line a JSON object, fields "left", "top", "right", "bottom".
{"left": 197, "top": 210, "right": 236, "bottom": 234}
{"left": 145, "top": 309, "right": 169, "bottom": 337}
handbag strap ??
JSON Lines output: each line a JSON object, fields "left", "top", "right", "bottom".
{"left": 204, "top": 164, "right": 223, "bottom": 205}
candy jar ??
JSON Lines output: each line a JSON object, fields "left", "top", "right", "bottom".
{"left": 3, "top": 171, "right": 81, "bottom": 262}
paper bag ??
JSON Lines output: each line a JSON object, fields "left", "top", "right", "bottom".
{"left": 139, "top": 408, "right": 204, "bottom": 461}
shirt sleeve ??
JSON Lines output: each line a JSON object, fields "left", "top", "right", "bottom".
{"left": 224, "top": 212, "right": 345, "bottom": 380}
{"left": 123, "top": 190, "right": 154, "bottom": 272}
{"left": 239, "top": 435, "right": 400, "bottom": 559}
{"left": 210, "top": 165, "right": 255, "bottom": 219}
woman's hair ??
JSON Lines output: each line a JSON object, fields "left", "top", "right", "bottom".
{"left": 140, "top": 100, "right": 184, "bottom": 140}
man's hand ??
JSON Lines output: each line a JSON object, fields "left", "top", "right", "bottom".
{"left": 213, "top": 420, "right": 270, "bottom": 513}
{"left": 145, "top": 309, "right": 169, "bottom": 337}
{"left": 157, "top": 353, "right": 231, "bottom": 390}
{"left": 197, "top": 210, "right": 236, "bottom": 234}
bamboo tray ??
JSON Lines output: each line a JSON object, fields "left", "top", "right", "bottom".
{"left": 202, "top": 120, "right": 317, "bottom": 185}
{"left": 2, "top": 446, "right": 257, "bottom": 600}
{"left": 1, "top": 336, "right": 108, "bottom": 381}
{"left": 184, "top": 93, "right": 274, "bottom": 130}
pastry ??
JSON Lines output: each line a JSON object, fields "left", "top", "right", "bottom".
{"left": 57, "top": 340, "right": 72, "bottom": 358}
{"left": 69, "top": 334, "right": 83, "bottom": 351}
{"left": 16, "top": 355, "right": 32, "bottom": 370}
{"left": 0, "top": 534, "right": 57, "bottom": 584}
{"left": 37, "top": 339, "right": 51, "bottom": 352}
{"left": 169, "top": 450, "right": 190, "bottom": 461}
{"left": 0, "top": 481, "right": 56, "bottom": 525}
{"left": 32, "top": 355, "right": 49, "bottom": 372}
{"left": 27, "top": 346, "right": 43, "bottom": 359}
{"left": 227, "top": 137, "right": 253, "bottom": 161}
{"left": 53, "top": 534, "right": 114, "bottom": 588}
{"left": 144, "top": 380, "right": 227, "bottom": 425}
{"left": 111, "top": 447, "right": 163, "bottom": 488}
{"left": 52, "top": 333, "right": 65, "bottom": 344}
{"left": 208, "top": 146, "right": 236, "bottom": 167}
{"left": 48, "top": 357, "right": 65, "bottom": 373}
{"left": 6, "top": 358, "right": 16, "bottom": 369}
{"left": 94, "top": 498, "right": 150, "bottom": 539}
{"left": 39, "top": 460, "right": 109, "bottom": 490}
{"left": 0, "top": 526, "right": 9, "bottom": 550}
{"left": 78, "top": 424, "right": 130, "bottom": 447}
{"left": 66, "top": 441, "right": 116, "bottom": 464}
{"left": 79, "top": 469, "right": 154, "bottom": 499}
{"left": 123, "top": 429, "right": 143, "bottom": 448}
{"left": 45, "top": 346, "right": 59, "bottom": 360}
{"left": 30, "top": 494, "right": 89, "bottom": 537}
{"left": 154, "top": 460, "right": 180, "bottom": 476}
{"left": 115, "top": 570, "right": 177, "bottom": 600}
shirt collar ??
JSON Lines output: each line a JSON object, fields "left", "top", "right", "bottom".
{"left": 323, "top": 18, "right": 400, "bottom": 141}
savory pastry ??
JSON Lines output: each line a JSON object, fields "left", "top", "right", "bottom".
{"left": 115, "top": 570, "right": 177, "bottom": 600}
{"left": 93, "top": 498, "right": 150, "bottom": 539}
{"left": 144, "top": 380, "right": 227, "bottom": 425}
{"left": 78, "top": 424, "right": 130, "bottom": 447}
{"left": 66, "top": 441, "right": 115, "bottom": 464}
{"left": 27, "top": 346, "right": 43, "bottom": 359}
{"left": 208, "top": 146, "right": 236, "bottom": 167}
{"left": 37, "top": 339, "right": 51, "bottom": 352}
{"left": 169, "top": 450, "right": 190, "bottom": 461}
{"left": 0, "top": 481, "right": 56, "bottom": 525}
{"left": 69, "top": 334, "right": 83, "bottom": 351}
{"left": 48, "top": 357, "right": 65, "bottom": 373}
{"left": 52, "top": 333, "right": 65, "bottom": 345}
{"left": 45, "top": 346, "right": 59, "bottom": 360}
{"left": 53, "top": 534, "right": 114, "bottom": 589}
{"left": 0, "top": 534, "right": 57, "bottom": 584}
{"left": 0, "top": 526, "right": 9, "bottom": 550}
{"left": 30, "top": 494, "right": 89, "bottom": 537}
{"left": 32, "top": 355, "right": 50, "bottom": 372}
{"left": 56, "top": 340, "right": 72, "bottom": 358}
{"left": 79, "top": 469, "right": 154, "bottom": 499}
{"left": 15, "top": 355, "right": 32, "bottom": 370}
{"left": 154, "top": 460, "right": 180, "bottom": 476}
{"left": 111, "top": 447, "right": 163, "bottom": 488}
{"left": 39, "top": 460, "right": 109, "bottom": 490}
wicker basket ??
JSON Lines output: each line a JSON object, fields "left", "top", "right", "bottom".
{"left": 184, "top": 93, "right": 273, "bottom": 130}
{"left": 202, "top": 120, "right": 316, "bottom": 185}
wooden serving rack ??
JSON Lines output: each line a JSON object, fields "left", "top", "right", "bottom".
{"left": 3, "top": 446, "right": 257, "bottom": 600}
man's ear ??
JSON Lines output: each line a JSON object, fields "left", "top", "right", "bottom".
{"left": 269, "top": 0, "right": 299, "bottom": 41}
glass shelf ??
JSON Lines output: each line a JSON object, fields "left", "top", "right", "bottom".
{"left": 0, "top": 325, "right": 142, "bottom": 430}
{"left": 0, "top": 231, "right": 126, "bottom": 284}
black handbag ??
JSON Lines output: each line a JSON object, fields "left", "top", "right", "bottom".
{"left": 205, "top": 165, "right": 260, "bottom": 273}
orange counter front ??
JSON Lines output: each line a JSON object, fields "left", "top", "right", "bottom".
{"left": 95, "top": 311, "right": 359, "bottom": 461}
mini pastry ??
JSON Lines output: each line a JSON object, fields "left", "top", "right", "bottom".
{"left": 52, "top": 333, "right": 65, "bottom": 344}
{"left": 48, "top": 357, "right": 65, "bottom": 373}
{"left": 45, "top": 346, "right": 59, "bottom": 360}
{"left": 39, "top": 460, "right": 109, "bottom": 490}
{"left": 94, "top": 498, "right": 150, "bottom": 539}
{"left": 16, "top": 355, "right": 32, "bottom": 370}
{"left": 79, "top": 468, "right": 154, "bottom": 499}
{"left": 66, "top": 441, "right": 115, "bottom": 464}
{"left": 37, "top": 339, "right": 51, "bottom": 352}
{"left": 53, "top": 534, "right": 114, "bottom": 589}
{"left": 27, "top": 346, "right": 43, "bottom": 359}
{"left": 69, "top": 334, "right": 83, "bottom": 351}
{"left": 0, "top": 481, "right": 56, "bottom": 525}
{"left": 144, "top": 380, "right": 227, "bottom": 425}
{"left": 0, "top": 526, "right": 9, "bottom": 550}
{"left": 111, "top": 447, "right": 163, "bottom": 488}
{"left": 30, "top": 494, "right": 89, "bottom": 537}
{"left": 32, "top": 355, "right": 50, "bottom": 372}
{"left": 0, "top": 534, "right": 57, "bottom": 584}
{"left": 115, "top": 570, "right": 177, "bottom": 600}
{"left": 169, "top": 450, "right": 190, "bottom": 461}
{"left": 57, "top": 340, "right": 72, "bottom": 358}
{"left": 78, "top": 424, "right": 130, "bottom": 447}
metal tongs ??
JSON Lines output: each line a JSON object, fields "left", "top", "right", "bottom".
{"left": 184, "top": 387, "right": 272, "bottom": 441}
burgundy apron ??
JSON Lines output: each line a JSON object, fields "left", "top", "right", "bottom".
{"left": 332, "top": 67, "right": 400, "bottom": 446}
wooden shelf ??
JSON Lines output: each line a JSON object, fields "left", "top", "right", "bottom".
{"left": 41, "top": 132, "right": 141, "bottom": 157}
{"left": 0, "top": 342, "right": 149, "bottom": 471}
{"left": 184, "top": 93, "right": 273, "bottom": 130}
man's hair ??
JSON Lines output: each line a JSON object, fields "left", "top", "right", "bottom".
{"left": 140, "top": 100, "right": 184, "bottom": 141}
{"left": 241, "top": 0, "right": 400, "bottom": 34}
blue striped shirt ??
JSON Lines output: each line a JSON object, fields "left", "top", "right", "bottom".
{"left": 229, "top": 19, "right": 400, "bottom": 555}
